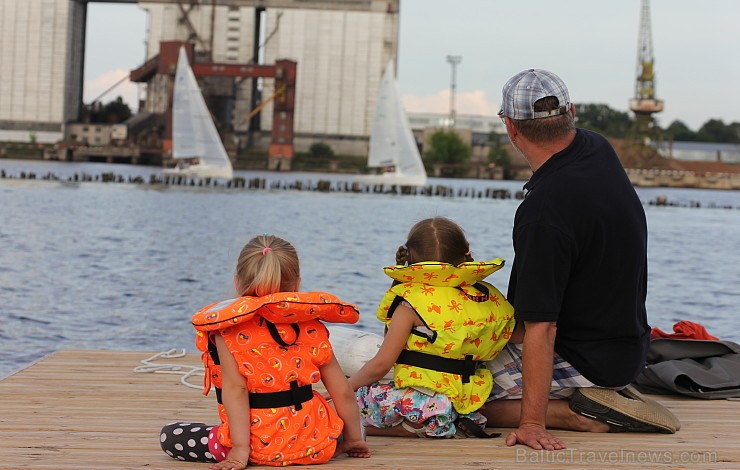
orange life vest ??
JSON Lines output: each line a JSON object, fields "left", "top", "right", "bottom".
{"left": 192, "top": 291, "right": 359, "bottom": 466}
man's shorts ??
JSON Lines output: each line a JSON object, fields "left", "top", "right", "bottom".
{"left": 484, "top": 343, "right": 597, "bottom": 401}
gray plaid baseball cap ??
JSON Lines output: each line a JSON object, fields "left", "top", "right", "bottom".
{"left": 499, "top": 69, "right": 571, "bottom": 120}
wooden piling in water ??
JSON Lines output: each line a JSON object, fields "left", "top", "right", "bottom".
{"left": 3, "top": 168, "right": 737, "bottom": 208}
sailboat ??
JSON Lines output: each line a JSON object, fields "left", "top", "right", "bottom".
{"left": 356, "top": 61, "right": 428, "bottom": 187}
{"left": 163, "top": 47, "right": 234, "bottom": 180}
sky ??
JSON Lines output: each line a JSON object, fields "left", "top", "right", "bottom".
{"left": 84, "top": 0, "right": 740, "bottom": 132}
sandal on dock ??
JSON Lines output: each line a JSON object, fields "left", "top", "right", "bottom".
{"left": 453, "top": 417, "right": 501, "bottom": 439}
{"left": 569, "top": 385, "right": 681, "bottom": 434}
{"left": 401, "top": 420, "right": 428, "bottom": 437}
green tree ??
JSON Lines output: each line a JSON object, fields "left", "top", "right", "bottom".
{"left": 664, "top": 120, "right": 698, "bottom": 141}
{"left": 425, "top": 130, "right": 471, "bottom": 177}
{"left": 697, "top": 119, "right": 739, "bottom": 143}
{"left": 101, "top": 96, "right": 132, "bottom": 123}
{"left": 731, "top": 122, "right": 740, "bottom": 143}
{"left": 308, "top": 142, "right": 335, "bottom": 159}
{"left": 487, "top": 132, "right": 511, "bottom": 178}
{"left": 574, "top": 103, "right": 633, "bottom": 138}
{"left": 86, "top": 96, "right": 131, "bottom": 123}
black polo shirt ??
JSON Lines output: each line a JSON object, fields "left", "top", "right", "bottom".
{"left": 508, "top": 129, "right": 650, "bottom": 387}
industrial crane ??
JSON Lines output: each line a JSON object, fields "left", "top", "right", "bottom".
{"left": 629, "top": 0, "right": 664, "bottom": 139}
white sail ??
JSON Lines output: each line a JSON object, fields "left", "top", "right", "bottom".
{"left": 361, "top": 61, "right": 427, "bottom": 186}
{"left": 367, "top": 63, "right": 398, "bottom": 169}
{"left": 167, "top": 47, "right": 233, "bottom": 180}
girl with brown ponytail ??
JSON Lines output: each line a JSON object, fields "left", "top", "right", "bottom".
{"left": 394, "top": 217, "right": 475, "bottom": 267}
{"left": 348, "top": 217, "right": 517, "bottom": 439}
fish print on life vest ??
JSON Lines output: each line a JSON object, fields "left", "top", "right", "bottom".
{"left": 378, "top": 260, "right": 516, "bottom": 415}
{"left": 192, "top": 291, "right": 359, "bottom": 466}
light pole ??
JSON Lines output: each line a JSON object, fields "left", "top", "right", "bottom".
{"left": 446, "top": 55, "right": 462, "bottom": 127}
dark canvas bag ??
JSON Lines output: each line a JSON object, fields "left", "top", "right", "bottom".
{"left": 634, "top": 339, "right": 740, "bottom": 399}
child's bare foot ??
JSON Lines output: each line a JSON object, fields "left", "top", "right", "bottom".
{"left": 337, "top": 438, "right": 371, "bottom": 458}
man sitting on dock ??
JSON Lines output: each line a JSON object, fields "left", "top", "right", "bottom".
{"left": 482, "top": 69, "right": 679, "bottom": 450}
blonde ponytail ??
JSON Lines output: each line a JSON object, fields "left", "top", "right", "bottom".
{"left": 235, "top": 235, "right": 300, "bottom": 297}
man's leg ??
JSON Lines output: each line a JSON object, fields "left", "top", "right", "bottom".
{"left": 483, "top": 343, "right": 610, "bottom": 433}
{"left": 482, "top": 398, "right": 609, "bottom": 432}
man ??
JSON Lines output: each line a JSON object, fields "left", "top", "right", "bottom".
{"left": 482, "top": 69, "right": 679, "bottom": 450}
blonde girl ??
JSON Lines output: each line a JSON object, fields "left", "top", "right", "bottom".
{"left": 160, "top": 235, "right": 370, "bottom": 468}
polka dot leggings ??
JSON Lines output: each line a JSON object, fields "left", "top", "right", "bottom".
{"left": 160, "top": 422, "right": 218, "bottom": 463}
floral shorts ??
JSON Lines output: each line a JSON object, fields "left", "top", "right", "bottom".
{"left": 356, "top": 381, "right": 486, "bottom": 438}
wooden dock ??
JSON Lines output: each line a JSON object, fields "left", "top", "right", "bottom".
{"left": 1, "top": 350, "right": 738, "bottom": 469}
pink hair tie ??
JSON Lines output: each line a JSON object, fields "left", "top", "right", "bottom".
{"left": 262, "top": 247, "right": 272, "bottom": 255}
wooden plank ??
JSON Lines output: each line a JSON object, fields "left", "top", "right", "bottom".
{"left": 0, "top": 350, "right": 738, "bottom": 469}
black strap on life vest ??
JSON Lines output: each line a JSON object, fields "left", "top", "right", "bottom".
{"left": 396, "top": 349, "right": 479, "bottom": 383}
{"left": 261, "top": 318, "right": 300, "bottom": 347}
{"left": 386, "top": 296, "right": 438, "bottom": 344}
{"left": 248, "top": 380, "right": 313, "bottom": 411}
{"left": 459, "top": 282, "right": 490, "bottom": 302}
{"left": 210, "top": 318, "right": 301, "bottom": 406}
{"left": 207, "top": 337, "right": 224, "bottom": 405}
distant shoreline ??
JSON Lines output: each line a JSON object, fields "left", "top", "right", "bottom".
{"left": 2, "top": 165, "right": 739, "bottom": 211}
{"left": 625, "top": 168, "right": 740, "bottom": 191}
{"left": 2, "top": 155, "right": 740, "bottom": 192}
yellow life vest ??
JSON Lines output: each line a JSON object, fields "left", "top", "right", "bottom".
{"left": 378, "top": 259, "right": 516, "bottom": 414}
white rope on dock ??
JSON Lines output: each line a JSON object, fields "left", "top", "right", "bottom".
{"left": 133, "top": 348, "right": 203, "bottom": 389}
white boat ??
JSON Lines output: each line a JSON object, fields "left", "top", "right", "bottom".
{"left": 163, "top": 47, "right": 234, "bottom": 180}
{"left": 356, "top": 61, "right": 428, "bottom": 187}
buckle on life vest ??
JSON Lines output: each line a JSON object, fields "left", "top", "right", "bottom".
{"left": 249, "top": 380, "right": 313, "bottom": 411}
{"left": 397, "top": 350, "right": 481, "bottom": 383}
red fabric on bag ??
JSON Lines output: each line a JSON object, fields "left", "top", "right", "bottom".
{"left": 650, "top": 320, "right": 719, "bottom": 341}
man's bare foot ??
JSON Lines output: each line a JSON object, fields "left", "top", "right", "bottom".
{"left": 561, "top": 404, "right": 610, "bottom": 432}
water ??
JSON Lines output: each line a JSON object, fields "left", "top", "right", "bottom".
{"left": 1, "top": 159, "right": 739, "bottom": 378}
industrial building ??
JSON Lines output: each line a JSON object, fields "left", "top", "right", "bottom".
{"left": 0, "top": 0, "right": 86, "bottom": 143}
{"left": 0, "top": 0, "right": 399, "bottom": 161}
{"left": 142, "top": 1, "right": 398, "bottom": 158}
{"left": 655, "top": 141, "right": 740, "bottom": 164}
